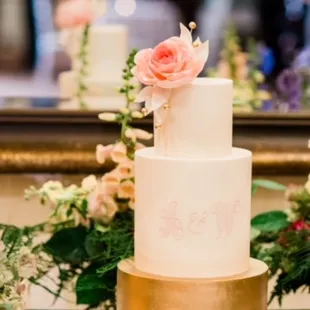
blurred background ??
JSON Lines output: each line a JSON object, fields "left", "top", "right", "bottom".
{"left": 0, "top": 0, "right": 309, "bottom": 97}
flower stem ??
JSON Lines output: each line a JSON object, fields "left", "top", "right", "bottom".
{"left": 119, "top": 49, "right": 138, "bottom": 142}
{"left": 76, "top": 24, "right": 90, "bottom": 109}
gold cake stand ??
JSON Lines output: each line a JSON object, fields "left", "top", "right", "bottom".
{"left": 117, "top": 258, "right": 268, "bottom": 310}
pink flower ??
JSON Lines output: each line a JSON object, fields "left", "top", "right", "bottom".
{"left": 101, "top": 171, "right": 120, "bottom": 196}
{"left": 291, "top": 220, "right": 310, "bottom": 231}
{"left": 88, "top": 183, "right": 118, "bottom": 221}
{"left": 55, "top": 0, "right": 94, "bottom": 29}
{"left": 89, "top": 193, "right": 118, "bottom": 221}
{"left": 110, "top": 142, "right": 128, "bottom": 163}
{"left": 117, "top": 180, "right": 135, "bottom": 199}
{"left": 133, "top": 23, "right": 209, "bottom": 114}
{"left": 118, "top": 160, "right": 135, "bottom": 179}
{"left": 96, "top": 144, "right": 114, "bottom": 164}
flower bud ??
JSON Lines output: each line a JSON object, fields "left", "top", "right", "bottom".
{"left": 120, "top": 107, "right": 130, "bottom": 115}
{"left": 132, "top": 129, "right": 153, "bottom": 140}
{"left": 131, "top": 111, "right": 144, "bottom": 119}
{"left": 98, "top": 113, "right": 117, "bottom": 122}
{"left": 125, "top": 128, "right": 136, "bottom": 142}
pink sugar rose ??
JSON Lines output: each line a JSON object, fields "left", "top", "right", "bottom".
{"left": 55, "top": 0, "right": 94, "bottom": 29}
{"left": 133, "top": 23, "right": 209, "bottom": 114}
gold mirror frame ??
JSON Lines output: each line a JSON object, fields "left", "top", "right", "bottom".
{"left": 1, "top": 110, "right": 309, "bottom": 174}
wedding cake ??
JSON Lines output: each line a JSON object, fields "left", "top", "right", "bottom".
{"left": 117, "top": 23, "right": 268, "bottom": 309}
{"left": 58, "top": 25, "right": 128, "bottom": 110}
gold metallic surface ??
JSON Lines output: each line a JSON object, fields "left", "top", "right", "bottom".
{"left": 1, "top": 148, "right": 310, "bottom": 173}
{"left": 117, "top": 258, "right": 268, "bottom": 310}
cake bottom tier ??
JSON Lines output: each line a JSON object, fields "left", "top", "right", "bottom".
{"left": 117, "top": 258, "right": 268, "bottom": 310}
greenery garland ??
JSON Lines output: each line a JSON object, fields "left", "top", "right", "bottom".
{"left": 76, "top": 24, "right": 91, "bottom": 109}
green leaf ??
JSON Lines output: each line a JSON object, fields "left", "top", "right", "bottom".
{"left": 1, "top": 226, "right": 22, "bottom": 247}
{"left": 251, "top": 211, "right": 290, "bottom": 232}
{"left": 252, "top": 179, "right": 287, "bottom": 191}
{"left": 76, "top": 265, "right": 116, "bottom": 305}
{"left": 84, "top": 230, "right": 107, "bottom": 260}
{"left": 44, "top": 226, "right": 88, "bottom": 264}
{"left": 250, "top": 227, "right": 261, "bottom": 240}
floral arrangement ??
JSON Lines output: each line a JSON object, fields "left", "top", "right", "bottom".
{"left": 208, "top": 24, "right": 271, "bottom": 111}
{"left": 0, "top": 225, "right": 52, "bottom": 310}
{"left": 275, "top": 47, "right": 310, "bottom": 111}
{"left": 251, "top": 178, "right": 310, "bottom": 304}
{"left": 56, "top": 0, "right": 106, "bottom": 108}
{"left": 0, "top": 48, "right": 150, "bottom": 309}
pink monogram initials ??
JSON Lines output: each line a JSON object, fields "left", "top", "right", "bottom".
{"left": 188, "top": 211, "right": 209, "bottom": 235}
{"left": 212, "top": 200, "right": 240, "bottom": 239}
{"left": 159, "top": 200, "right": 241, "bottom": 240}
{"left": 159, "top": 201, "right": 184, "bottom": 240}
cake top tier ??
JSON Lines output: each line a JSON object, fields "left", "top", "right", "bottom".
{"left": 154, "top": 77, "right": 233, "bottom": 158}
{"left": 132, "top": 23, "right": 233, "bottom": 159}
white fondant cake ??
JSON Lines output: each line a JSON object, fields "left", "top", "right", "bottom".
{"left": 154, "top": 78, "right": 233, "bottom": 158}
{"left": 59, "top": 25, "right": 128, "bottom": 110}
{"left": 134, "top": 78, "right": 253, "bottom": 278}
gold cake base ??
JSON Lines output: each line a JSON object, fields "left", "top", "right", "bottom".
{"left": 117, "top": 258, "right": 268, "bottom": 310}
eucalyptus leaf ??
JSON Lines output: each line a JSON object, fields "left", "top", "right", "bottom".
{"left": 252, "top": 179, "right": 287, "bottom": 191}
{"left": 251, "top": 211, "right": 290, "bottom": 232}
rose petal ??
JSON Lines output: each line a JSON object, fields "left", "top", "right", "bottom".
{"left": 179, "top": 23, "right": 192, "bottom": 46}
{"left": 151, "top": 86, "right": 171, "bottom": 110}
{"left": 194, "top": 40, "right": 209, "bottom": 66}
{"left": 135, "top": 86, "right": 153, "bottom": 103}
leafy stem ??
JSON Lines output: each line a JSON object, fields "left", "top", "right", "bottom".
{"left": 76, "top": 24, "right": 90, "bottom": 109}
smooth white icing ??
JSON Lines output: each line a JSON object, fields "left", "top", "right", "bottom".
{"left": 59, "top": 25, "right": 128, "bottom": 102}
{"left": 72, "top": 25, "right": 128, "bottom": 81}
{"left": 135, "top": 147, "right": 252, "bottom": 278}
{"left": 154, "top": 78, "right": 233, "bottom": 158}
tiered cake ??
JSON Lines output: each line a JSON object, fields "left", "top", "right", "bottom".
{"left": 117, "top": 79, "right": 268, "bottom": 309}
{"left": 117, "top": 23, "right": 268, "bottom": 309}
{"left": 59, "top": 25, "right": 128, "bottom": 110}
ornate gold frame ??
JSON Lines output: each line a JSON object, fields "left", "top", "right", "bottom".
{"left": 1, "top": 110, "right": 309, "bottom": 174}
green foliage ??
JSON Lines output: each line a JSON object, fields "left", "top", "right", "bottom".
{"left": 120, "top": 48, "right": 138, "bottom": 106}
{"left": 251, "top": 181, "right": 310, "bottom": 304}
{"left": 44, "top": 226, "right": 89, "bottom": 265}
{"left": 76, "top": 265, "right": 116, "bottom": 306}
{"left": 251, "top": 211, "right": 290, "bottom": 232}
{"left": 76, "top": 24, "right": 90, "bottom": 109}
{"left": 252, "top": 179, "right": 287, "bottom": 195}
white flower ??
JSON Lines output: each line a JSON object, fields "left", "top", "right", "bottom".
{"left": 132, "top": 129, "right": 153, "bottom": 140}
{"left": 18, "top": 248, "right": 37, "bottom": 279}
{"left": 42, "top": 181, "right": 63, "bottom": 192}
{"left": 0, "top": 268, "right": 13, "bottom": 287}
{"left": 98, "top": 113, "right": 117, "bottom": 122}
{"left": 82, "top": 175, "right": 97, "bottom": 191}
